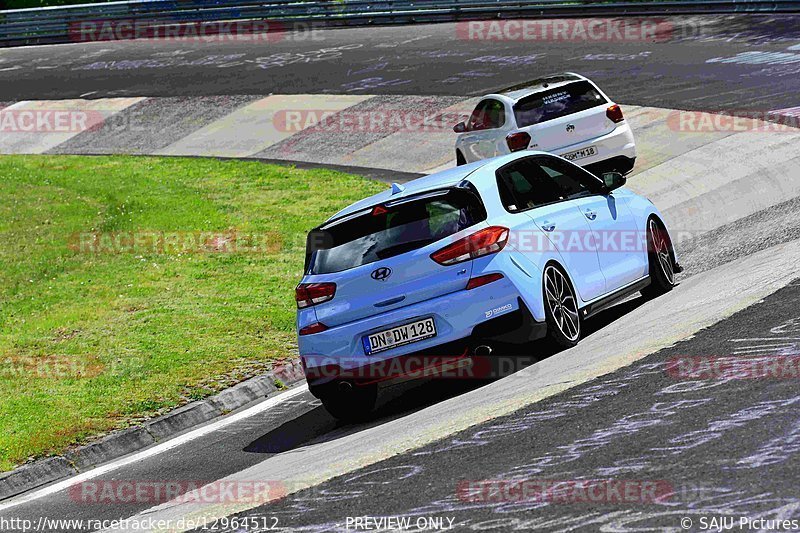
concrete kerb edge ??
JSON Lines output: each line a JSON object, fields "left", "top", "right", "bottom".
{"left": 0, "top": 359, "right": 305, "bottom": 502}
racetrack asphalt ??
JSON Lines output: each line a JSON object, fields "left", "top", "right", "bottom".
{"left": 200, "top": 277, "right": 800, "bottom": 533}
{"left": 0, "top": 15, "right": 799, "bottom": 113}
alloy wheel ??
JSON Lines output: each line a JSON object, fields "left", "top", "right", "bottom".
{"left": 650, "top": 219, "right": 675, "bottom": 285}
{"left": 544, "top": 265, "right": 580, "bottom": 342}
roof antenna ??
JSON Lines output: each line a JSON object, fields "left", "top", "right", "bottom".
{"left": 391, "top": 182, "right": 405, "bottom": 195}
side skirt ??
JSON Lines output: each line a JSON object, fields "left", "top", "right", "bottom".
{"left": 581, "top": 276, "right": 650, "bottom": 320}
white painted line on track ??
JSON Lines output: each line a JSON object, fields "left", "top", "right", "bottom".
{"left": 0, "top": 385, "right": 309, "bottom": 512}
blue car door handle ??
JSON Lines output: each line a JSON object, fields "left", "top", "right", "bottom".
{"left": 541, "top": 221, "right": 556, "bottom": 232}
{"left": 584, "top": 209, "right": 597, "bottom": 220}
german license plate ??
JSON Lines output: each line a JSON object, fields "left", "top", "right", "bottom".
{"left": 363, "top": 317, "right": 437, "bottom": 355}
{"left": 561, "top": 145, "right": 598, "bottom": 161}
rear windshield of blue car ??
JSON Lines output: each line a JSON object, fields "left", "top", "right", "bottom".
{"left": 305, "top": 187, "right": 486, "bottom": 275}
{"left": 513, "top": 81, "right": 607, "bottom": 128}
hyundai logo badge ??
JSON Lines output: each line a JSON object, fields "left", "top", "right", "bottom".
{"left": 371, "top": 267, "right": 392, "bottom": 281}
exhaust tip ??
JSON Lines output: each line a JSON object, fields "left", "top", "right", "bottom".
{"left": 474, "top": 345, "right": 493, "bottom": 357}
{"left": 337, "top": 381, "right": 353, "bottom": 393}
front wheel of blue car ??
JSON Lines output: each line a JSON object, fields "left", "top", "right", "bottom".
{"left": 543, "top": 265, "right": 581, "bottom": 349}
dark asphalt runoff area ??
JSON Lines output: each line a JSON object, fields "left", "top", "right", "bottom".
{"left": 196, "top": 278, "right": 800, "bottom": 533}
{"left": 0, "top": 15, "right": 798, "bottom": 112}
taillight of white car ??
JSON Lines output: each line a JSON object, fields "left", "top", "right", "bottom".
{"left": 505, "top": 132, "right": 531, "bottom": 153}
{"left": 606, "top": 104, "right": 624, "bottom": 123}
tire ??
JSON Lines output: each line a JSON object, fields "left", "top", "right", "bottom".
{"left": 542, "top": 264, "right": 581, "bottom": 349}
{"left": 641, "top": 217, "right": 676, "bottom": 298}
{"left": 615, "top": 157, "right": 636, "bottom": 175}
{"left": 321, "top": 384, "right": 377, "bottom": 422}
{"left": 456, "top": 150, "right": 466, "bottom": 166}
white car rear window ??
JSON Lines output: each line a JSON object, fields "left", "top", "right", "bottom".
{"left": 514, "top": 81, "right": 607, "bottom": 127}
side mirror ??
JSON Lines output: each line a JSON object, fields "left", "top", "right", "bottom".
{"left": 453, "top": 121, "right": 467, "bottom": 133}
{"left": 601, "top": 171, "right": 626, "bottom": 192}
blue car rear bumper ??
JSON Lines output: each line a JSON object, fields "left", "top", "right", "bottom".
{"left": 298, "top": 273, "right": 547, "bottom": 393}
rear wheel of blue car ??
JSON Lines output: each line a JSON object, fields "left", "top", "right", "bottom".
{"left": 641, "top": 217, "right": 676, "bottom": 298}
{"left": 543, "top": 265, "right": 581, "bottom": 349}
{"left": 321, "top": 384, "right": 377, "bottom": 423}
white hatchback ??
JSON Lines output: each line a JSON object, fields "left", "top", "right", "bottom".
{"left": 454, "top": 73, "right": 636, "bottom": 175}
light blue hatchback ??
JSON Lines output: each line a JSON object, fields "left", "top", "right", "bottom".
{"left": 296, "top": 151, "right": 680, "bottom": 420}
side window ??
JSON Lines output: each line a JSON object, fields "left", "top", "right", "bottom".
{"left": 483, "top": 99, "right": 506, "bottom": 129}
{"left": 497, "top": 159, "right": 563, "bottom": 211}
{"left": 467, "top": 101, "right": 489, "bottom": 131}
{"left": 537, "top": 155, "right": 603, "bottom": 197}
{"left": 467, "top": 99, "right": 506, "bottom": 131}
{"left": 497, "top": 157, "right": 600, "bottom": 212}
{"left": 537, "top": 159, "right": 591, "bottom": 198}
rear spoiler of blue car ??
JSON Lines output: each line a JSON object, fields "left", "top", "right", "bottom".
{"left": 302, "top": 181, "right": 486, "bottom": 274}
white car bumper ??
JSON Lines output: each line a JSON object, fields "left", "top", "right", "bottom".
{"left": 552, "top": 122, "right": 636, "bottom": 169}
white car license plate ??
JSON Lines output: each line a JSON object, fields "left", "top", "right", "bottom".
{"left": 363, "top": 317, "right": 437, "bottom": 355}
{"left": 561, "top": 145, "right": 598, "bottom": 161}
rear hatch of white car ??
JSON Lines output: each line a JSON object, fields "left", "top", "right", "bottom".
{"left": 298, "top": 185, "right": 493, "bottom": 328}
{"left": 512, "top": 80, "right": 616, "bottom": 152}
